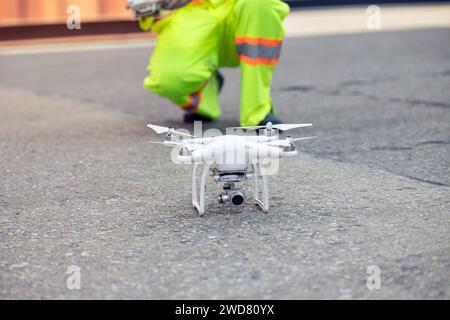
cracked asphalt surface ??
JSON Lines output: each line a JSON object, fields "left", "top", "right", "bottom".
{"left": 1, "top": 28, "right": 449, "bottom": 299}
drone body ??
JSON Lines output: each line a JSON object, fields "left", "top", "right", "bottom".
{"left": 148, "top": 122, "right": 315, "bottom": 216}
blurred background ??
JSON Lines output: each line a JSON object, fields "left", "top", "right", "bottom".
{"left": 0, "top": 0, "right": 138, "bottom": 42}
{"left": 0, "top": 0, "right": 129, "bottom": 26}
{"left": 1, "top": 0, "right": 449, "bottom": 42}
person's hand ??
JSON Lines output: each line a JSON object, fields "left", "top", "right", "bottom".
{"left": 126, "top": 0, "right": 161, "bottom": 19}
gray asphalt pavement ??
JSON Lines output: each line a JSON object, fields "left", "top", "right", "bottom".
{"left": 1, "top": 28, "right": 449, "bottom": 299}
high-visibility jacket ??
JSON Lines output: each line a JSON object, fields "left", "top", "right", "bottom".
{"left": 141, "top": 0, "right": 289, "bottom": 126}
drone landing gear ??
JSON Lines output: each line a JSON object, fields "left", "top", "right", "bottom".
{"left": 192, "top": 163, "right": 210, "bottom": 216}
{"left": 251, "top": 164, "right": 269, "bottom": 213}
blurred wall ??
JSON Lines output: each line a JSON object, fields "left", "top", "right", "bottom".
{"left": 1, "top": 0, "right": 447, "bottom": 27}
{"left": 0, "top": 0, "right": 130, "bottom": 26}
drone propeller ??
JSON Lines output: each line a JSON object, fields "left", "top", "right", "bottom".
{"left": 148, "top": 141, "right": 207, "bottom": 152}
{"left": 266, "top": 136, "right": 317, "bottom": 147}
{"left": 231, "top": 122, "right": 312, "bottom": 131}
{"left": 290, "top": 136, "right": 318, "bottom": 142}
{"left": 147, "top": 124, "right": 194, "bottom": 138}
{"left": 149, "top": 141, "right": 169, "bottom": 145}
{"left": 149, "top": 141, "right": 180, "bottom": 146}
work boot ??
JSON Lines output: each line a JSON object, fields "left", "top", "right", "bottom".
{"left": 258, "top": 112, "right": 282, "bottom": 126}
{"left": 183, "top": 112, "right": 215, "bottom": 123}
{"left": 216, "top": 70, "right": 225, "bottom": 94}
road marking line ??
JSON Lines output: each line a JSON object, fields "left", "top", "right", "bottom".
{"left": 283, "top": 4, "right": 450, "bottom": 38}
{"left": 0, "top": 40, "right": 155, "bottom": 56}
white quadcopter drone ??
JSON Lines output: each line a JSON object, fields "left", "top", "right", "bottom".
{"left": 147, "top": 122, "right": 316, "bottom": 216}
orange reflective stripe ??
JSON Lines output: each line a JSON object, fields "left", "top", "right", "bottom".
{"left": 181, "top": 95, "right": 194, "bottom": 109}
{"left": 181, "top": 92, "right": 201, "bottom": 112}
{"left": 191, "top": 0, "right": 203, "bottom": 4}
{"left": 235, "top": 36, "right": 283, "bottom": 66}
{"left": 239, "top": 55, "right": 279, "bottom": 66}
{"left": 180, "top": 78, "right": 208, "bottom": 112}
{"left": 235, "top": 36, "right": 283, "bottom": 47}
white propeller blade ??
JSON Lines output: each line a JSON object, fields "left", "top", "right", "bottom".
{"left": 231, "top": 123, "right": 313, "bottom": 131}
{"left": 275, "top": 124, "right": 313, "bottom": 131}
{"left": 291, "top": 136, "right": 317, "bottom": 142}
{"left": 147, "top": 124, "right": 194, "bottom": 137}
{"left": 149, "top": 141, "right": 182, "bottom": 148}
{"left": 266, "top": 136, "right": 317, "bottom": 147}
{"left": 147, "top": 124, "right": 169, "bottom": 134}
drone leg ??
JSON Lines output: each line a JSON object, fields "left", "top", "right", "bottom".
{"left": 252, "top": 164, "right": 269, "bottom": 213}
{"left": 192, "top": 163, "right": 209, "bottom": 216}
{"left": 251, "top": 164, "right": 260, "bottom": 204}
{"left": 192, "top": 163, "right": 199, "bottom": 209}
{"left": 261, "top": 173, "right": 269, "bottom": 213}
{"left": 199, "top": 164, "right": 209, "bottom": 216}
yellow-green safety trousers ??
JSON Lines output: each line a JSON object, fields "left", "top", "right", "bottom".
{"left": 142, "top": 0, "right": 290, "bottom": 126}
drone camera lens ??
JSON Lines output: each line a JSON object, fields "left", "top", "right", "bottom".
{"left": 231, "top": 194, "right": 244, "bottom": 206}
